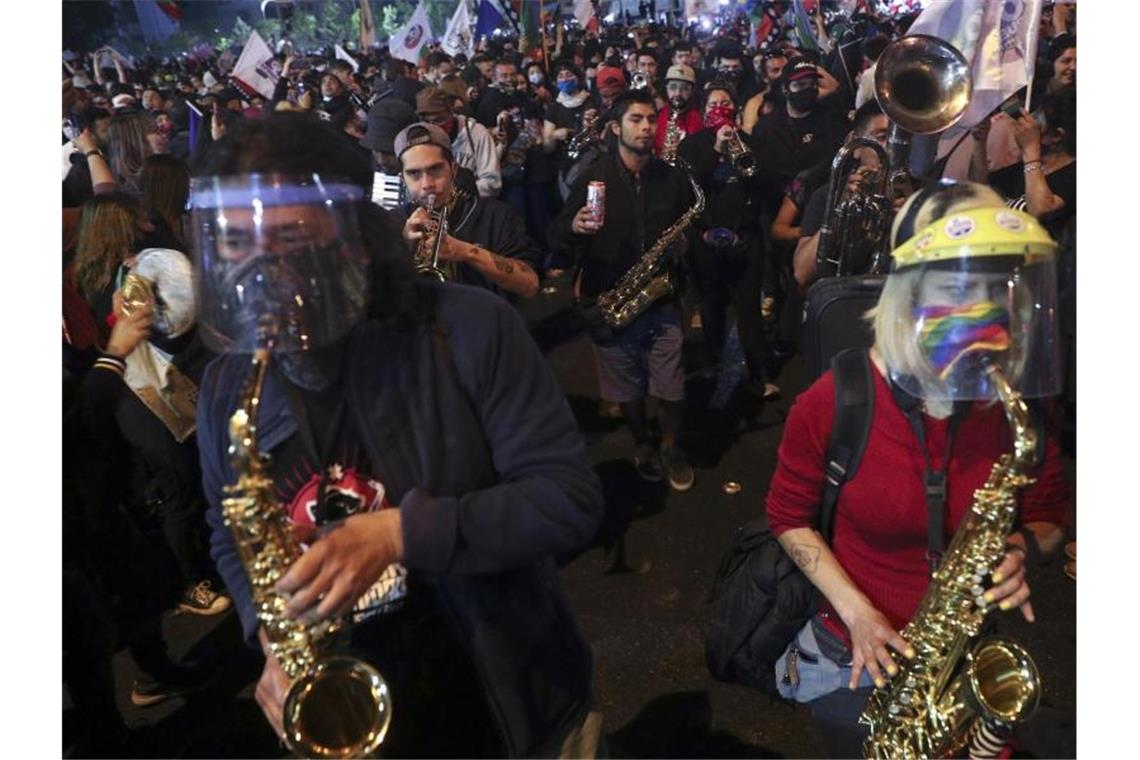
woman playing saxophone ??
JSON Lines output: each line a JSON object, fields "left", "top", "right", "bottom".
{"left": 763, "top": 182, "right": 1070, "bottom": 758}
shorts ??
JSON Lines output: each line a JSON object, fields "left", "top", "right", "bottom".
{"left": 591, "top": 304, "right": 685, "bottom": 403}
{"left": 775, "top": 618, "right": 874, "bottom": 703}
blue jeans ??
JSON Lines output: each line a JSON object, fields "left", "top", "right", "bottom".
{"left": 775, "top": 620, "right": 875, "bottom": 758}
{"left": 774, "top": 619, "right": 874, "bottom": 703}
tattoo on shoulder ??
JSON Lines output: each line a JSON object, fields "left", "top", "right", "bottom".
{"left": 790, "top": 544, "right": 821, "bottom": 574}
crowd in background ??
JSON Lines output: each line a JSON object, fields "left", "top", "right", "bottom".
{"left": 60, "top": 1, "right": 1077, "bottom": 755}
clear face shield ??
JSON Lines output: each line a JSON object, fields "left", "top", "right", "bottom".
{"left": 190, "top": 175, "right": 371, "bottom": 355}
{"left": 883, "top": 209, "right": 1062, "bottom": 402}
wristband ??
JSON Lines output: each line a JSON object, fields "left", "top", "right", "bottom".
{"left": 1023, "top": 162, "right": 1043, "bottom": 174}
{"left": 84, "top": 149, "right": 103, "bottom": 159}
{"left": 93, "top": 354, "right": 127, "bottom": 376}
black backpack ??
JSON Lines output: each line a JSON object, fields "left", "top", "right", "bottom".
{"left": 705, "top": 348, "right": 874, "bottom": 693}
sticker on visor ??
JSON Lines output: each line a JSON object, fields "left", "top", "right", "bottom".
{"left": 944, "top": 215, "right": 976, "bottom": 240}
{"left": 994, "top": 210, "right": 1026, "bottom": 233}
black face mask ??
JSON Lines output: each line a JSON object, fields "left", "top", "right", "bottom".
{"left": 787, "top": 86, "right": 819, "bottom": 112}
{"left": 718, "top": 67, "right": 742, "bottom": 81}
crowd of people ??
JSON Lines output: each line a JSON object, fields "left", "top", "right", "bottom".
{"left": 61, "top": 1, "right": 1077, "bottom": 757}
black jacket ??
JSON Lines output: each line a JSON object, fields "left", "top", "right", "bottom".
{"left": 677, "top": 127, "right": 765, "bottom": 235}
{"left": 549, "top": 151, "right": 695, "bottom": 298}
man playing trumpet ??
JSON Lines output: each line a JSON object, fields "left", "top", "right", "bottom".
{"left": 396, "top": 123, "right": 540, "bottom": 299}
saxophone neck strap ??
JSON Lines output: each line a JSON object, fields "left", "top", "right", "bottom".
{"left": 888, "top": 377, "right": 968, "bottom": 573}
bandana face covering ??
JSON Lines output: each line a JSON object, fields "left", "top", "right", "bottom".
{"left": 915, "top": 300, "right": 1012, "bottom": 381}
{"left": 704, "top": 104, "right": 736, "bottom": 130}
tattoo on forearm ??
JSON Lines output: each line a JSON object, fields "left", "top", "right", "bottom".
{"left": 493, "top": 256, "right": 515, "bottom": 275}
{"left": 790, "top": 544, "right": 821, "bottom": 574}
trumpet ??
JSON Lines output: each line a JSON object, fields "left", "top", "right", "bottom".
{"left": 631, "top": 72, "right": 650, "bottom": 90}
{"left": 566, "top": 111, "right": 600, "bottom": 161}
{"left": 723, "top": 127, "right": 756, "bottom": 178}
{"left": 413, "top": 187, "right": 470, "bottom": 281}
{"left": 414, "top": 193, "right": 451, "bottom": 281}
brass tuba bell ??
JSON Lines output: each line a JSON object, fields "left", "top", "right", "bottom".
{"left": 874, "top": 34, "right": 973, "bottom": 194}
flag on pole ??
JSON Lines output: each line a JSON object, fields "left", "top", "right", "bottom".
{"left": 231, "top": 29, "right": 279, "bottom": 100}
{"left": 573, "top": 0, "right": 595, "bottom": 30}
{"left": 475, "top": 0, "right": 508, "bottom": 41}
{"left": 334, "top": 44, "right": 359, "bottom": 73}
{"left": 389, "top": 2, "right": 434, "bottom": 64}
{"left": 748, "top": 1, "right": 787, "bottom": 51}
{"left": 791, "top": 0, "right": 819, "bottom": 51}
{"left": 907, "top": 0, "right": 1044, "bottom": 157}
{"left": 443, "top": 0, "right": 475, "bottom": 58}
{"left": 359, "top": 0, "right": 376, "bottom": 49}
{"left": 516, "top": 0, "right": 543, "bottom": 58}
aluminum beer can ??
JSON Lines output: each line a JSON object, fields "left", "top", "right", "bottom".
{"left": 586, "top": 181, "right": 606, "bottom": 226}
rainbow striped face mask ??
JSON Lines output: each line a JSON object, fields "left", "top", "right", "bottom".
{"left": 915, "top": 301, "right": 1012, "bottom": 381}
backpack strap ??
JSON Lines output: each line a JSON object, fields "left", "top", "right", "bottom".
{"left": 820, "top": 348, "right": 874, "bottom": 542}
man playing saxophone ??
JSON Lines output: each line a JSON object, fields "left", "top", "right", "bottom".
{"left": 194, "top": 114, "right": 604, "bottom": 757}
{"left": 396, "top": 123, "right": 541, "bottom": 299}
{"left": 764, "top": 182, "right": 1070, "bottom": 758}
{"left": 549, "top": 89, "right": 697, "bottom": 493}
{"left": 654, "top": 64, "right": 702, "bottom": 161}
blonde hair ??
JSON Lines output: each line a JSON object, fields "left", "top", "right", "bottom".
{"left": 74, "top": 193, "right": 144, "bottom": 300}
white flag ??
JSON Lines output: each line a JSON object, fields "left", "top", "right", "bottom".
{"left": 443, "top": 0, "right": 474, "bottom": 58}
{"left": 334, "top": 43, "right": 359, "bottom": 73}
{"left": 907, "top": 0, "right": 1043, "bottom": 156}
{"left": 231, "top": 29, "right": 279, "bottom": 100}
{"left": 684, "top": 0, "right": 711, "bottom": 23}
{"left": 389, "top": 3, "right": 434, "bottom": 65}
{"left": 573, "top": 0, "right": 593, "bottom": 28}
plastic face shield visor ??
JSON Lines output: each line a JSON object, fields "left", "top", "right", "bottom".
{"left": 191, "top": 175, "right": 370, "bottom": 354}
{"left": 889, "top": 257, "right": 1057, "bottom": 403}
{"left": 885, "top": 209, "right": 1061, "bottom": 402}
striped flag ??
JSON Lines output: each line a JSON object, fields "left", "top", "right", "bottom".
{"left": 791, "top": 0, "right": 818, "bottom": 51}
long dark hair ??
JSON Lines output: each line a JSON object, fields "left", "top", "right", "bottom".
{"left": 194, "top": 112, "right": 436, "bottom": 329}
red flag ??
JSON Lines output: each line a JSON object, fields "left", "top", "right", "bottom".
{"left": 155, "top": 1, "right": 183, "bottom": 22}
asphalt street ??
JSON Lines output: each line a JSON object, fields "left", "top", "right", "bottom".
{"left": 65, "top": 277, "right": 1077, "bottom": 758}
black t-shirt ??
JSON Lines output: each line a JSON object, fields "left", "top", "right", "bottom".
{"left": 271, "top": 376, "right": 409, "bottom": 621}
{"left": 751, "top": 103, "right": 850, "bottom": 198}
{"left": 988, "top": 160, "right": 1077, "bottom": 239}
{"left": 271, "top": 372, "right": 502, "bottom": 755}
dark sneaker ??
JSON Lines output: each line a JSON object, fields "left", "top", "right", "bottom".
{"left": 661, "top": 446, "right": 695, "bottom": 493}
{"left": 130, "top": 666, "right": 216, "bottom": 707}
{"left": 177, "top": 581, "right": 232, "bottom": 616}
{"left": 634, "top": 443, "right": 663, "bottom": 482}
{"left": 130, "top": 680, "right": 189, "bottom": 707}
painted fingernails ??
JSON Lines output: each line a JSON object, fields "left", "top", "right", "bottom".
{"left": 983, "top": 591, "right": 995, "bottom": 603}
{"left": 906, "top": 648, "right": 916, "bottom": 659}
{"left": 887, "top": 665, "right": 898, "bottom": 676}
{"left": 875, "top": 678, "right": 885, "bottom": 688}
{"left": 999, "top": 600, "right": 1012, "bottom": 611}
{"left": 992, "top": 572, "right": 1004, "bottom": 584}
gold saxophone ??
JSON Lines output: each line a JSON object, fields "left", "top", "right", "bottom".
{"left": 660, "top": 100, "right": 683, "bottom": 166}
{"left": 860, "top": 363, "right": 1041, "bottom": 759}
{"left": 595, "top": 161, "right": 704, "bottom": 328}
{"left": 222, "top": 323, "right": 392, "bottom": 758}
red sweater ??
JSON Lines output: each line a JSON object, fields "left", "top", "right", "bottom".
{"left": 766, "top": 365, "right": 1071, "bottom": 647}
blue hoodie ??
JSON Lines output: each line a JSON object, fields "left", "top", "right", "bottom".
{"left": 198, "top": 283, "right": 603, "bottom": 756}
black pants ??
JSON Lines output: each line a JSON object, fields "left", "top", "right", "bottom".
{"left": 349, "top": 591, "right": 504, "bottom": 758}
{"left": 115, "top": 391, "right": 212, "bottom": 587}
{"left": 691, "top": 232, "right": 769, "bottom": 382}
{"left": 809, "top": 686, "right": 873, "bottom": 758}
